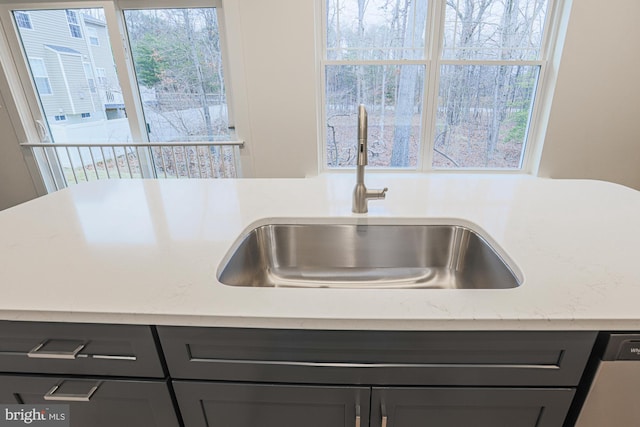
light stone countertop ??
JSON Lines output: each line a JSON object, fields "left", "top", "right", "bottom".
{"left": 0, "top": 173, "right": 639, "bottom": 331}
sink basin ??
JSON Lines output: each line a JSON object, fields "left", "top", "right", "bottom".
{"left": 218, "top": 221, "right": 521, "bottom": 289}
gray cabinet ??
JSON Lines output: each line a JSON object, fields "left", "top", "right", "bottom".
{"left": 157, "top": 327, "right": 596, "bottom": 386}
{"left": 0, "top": 321, "right": 179, "bottom": 427}
{"left": 0, "top": 321, "right": 164, "bottom": 377}
{"left": 371, "top": 387, "right": 575, "bottom": 427}
{"left": 0, "top": 322, "right": 598, "bottom": 426}
{"left": 173, "top": 382, "right": 574, "bottom": 427}
{"left": 0, "top": 375, "right": 178, "bottom": 427}
{"left": 158, "top": 327, "right": 597, "bottom": 427}
{"left": 174, "top": 382, "right": 369, "bottom": 427}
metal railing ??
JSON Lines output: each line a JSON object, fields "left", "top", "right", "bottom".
{"left": 21, "top": 141, "right": 243, "bottom": 191}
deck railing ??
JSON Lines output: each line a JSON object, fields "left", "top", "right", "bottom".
{"left": 21, "top": 141, "right": 243, "bottom": 191}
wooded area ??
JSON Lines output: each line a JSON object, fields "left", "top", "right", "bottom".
{"left": 104, "top": 1, "right": 548, "bottom": 169}
{"left": 325, "top": 0, "right": 548, "bottom": 169}
{"left": 124, "top": 8, "right": 230, "bottom": 142}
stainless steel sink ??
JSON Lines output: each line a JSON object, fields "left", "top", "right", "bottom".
{"left": 218, "top": 222, "right": 521, "bottom": 289}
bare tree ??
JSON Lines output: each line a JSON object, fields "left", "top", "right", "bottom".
{"left": 487, "top": 0, "right": 519, "bottom": 163}
{"left": 182, "top": 9, "right": 213, "bottom": 140}
{"left": 390, "top": 0, "right": 427, "bottom": 167}
{"left": 356, "top": 0, "right": 369, "bottom": 104}
{"left": 442, "top": 0, "right": 493, "bottom": 131}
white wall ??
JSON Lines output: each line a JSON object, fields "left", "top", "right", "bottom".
{"left": 538, "top": 0, "right": 640, "bottom": 189}
{"left": 224, "top": 0, "right": 319, "bottom": 178}
{"left": 0, "top": 79, "right": 39, "bottom": 211}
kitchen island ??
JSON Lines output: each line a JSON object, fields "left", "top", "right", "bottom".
{"left": 0, "top": 174, "right": 638, "bottom": 427}
{"left": 0, "top": 173, "right": 638, "bottom": 330}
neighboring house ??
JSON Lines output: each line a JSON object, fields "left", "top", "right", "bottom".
{"left": 16, "top": 9, "right": 125, "bottom": 125}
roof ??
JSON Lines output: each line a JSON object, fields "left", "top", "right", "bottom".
{"left": 82, "top": 14, "right": 106, "bottom": 27}
{"left": 44, "top": 45, "right": 82, "bottom": 55}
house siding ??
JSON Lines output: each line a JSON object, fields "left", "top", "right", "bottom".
{"left": 17, "top": 9, "right": 114, "bottom": 121}
{"left": 86, "top": 21, "right": 121, "bottom": 109}
{"left": 60, "top": 54, "right": 94, "bottom": 115}
{"left": 41, "top": 49, "right": 72, "bottom": 113}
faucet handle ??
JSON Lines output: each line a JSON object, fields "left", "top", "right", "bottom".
{"left": 367, "top": 187, "right": 388, "bottom": 200}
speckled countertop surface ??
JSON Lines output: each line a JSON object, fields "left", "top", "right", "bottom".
{"left": 0, "top": 173, "right": 638, "bottom": 330}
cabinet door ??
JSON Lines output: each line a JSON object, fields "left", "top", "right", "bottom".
{"left": 371, "top": 387, "right": 574, "bottom": 427}
{"left": 0, "top": 375, "right": 179, "bottom": 427}
{"left": 174, "top": 381, "right": 369, "bottom": 427}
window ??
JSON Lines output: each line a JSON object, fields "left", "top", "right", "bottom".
{"left": 3, "top": 1, "right": 235, "bottom": 189}
{"left": 83, "top": 62, "right": 97, "bottom": 93}
{"left": 66, "top": 9, "right": 82, "bottom": 38}
{"left": 323, "top": 0, "right": 554, "bottom": 170}
{"left": 87, "top": 26, "right": 99, "bottom": 45}
{"left": 27, "top": 58, "right": 52, "bottom": 95}
{"left": 14, "top": 11, "right": 31, "bottom": 29}
{"left": 96, "top": 67, "right": 107, "bottom": 86}
{"left": 15, "top": 8, "right": 132, "bottom": 146}
{"left": 9, "top": 4, "right": 230, "bottom": 146}
{"left": 124, "top": 7, "right": 230, "bottom": 142}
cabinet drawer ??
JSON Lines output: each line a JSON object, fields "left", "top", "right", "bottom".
{"left": 0, "top": 374, "right": 179, "bottom": 427}
{"left": 158, "top": 327, "right": 596, "bottom": 386}
{"left": 0, "top": 321, "right": 164, "bottom": 378}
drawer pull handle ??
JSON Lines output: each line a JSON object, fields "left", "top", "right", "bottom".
{"left": 44, "top": 381, "right": 101, "bottom": 402}
{"left": 28, "top": 340, "right": 85, "bottom": 360}
{"left": 355, "top": 404, "right": 361, "bottom": 427}
{"left": 381, "top": 402, "right": 388, "bottom": 427}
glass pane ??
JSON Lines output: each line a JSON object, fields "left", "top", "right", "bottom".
{"left": 87, "top": 27, "right": 100, "bottom": 46}
{"left": 14, "top": 9, "right": 133, "bottom": 143}
{"left": 29, "top": 57, "right": 47, "bottom": 75}
{"left": 443, "top": 0, "right": 549, "bottom": 60}
{"left": 15, "top": 11, "right": 32, "bottom": 29}
{"left": 326, "top": 64, "right": 424, "bottom": 168}
{"left": 124, "top": 8, "right": 230, "bottom": 142}
{"left": 34, "top": 77, "right": 53, "bottom": 95}
{"left": 327, "top": 0, "right": 428, "bottom": 61}
{"left": 434, "top": 65, "right": 539, "bottom": 169}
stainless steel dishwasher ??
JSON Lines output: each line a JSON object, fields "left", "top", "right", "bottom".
{"left": 576, "top": 334, "right": 640, "bottom": 426}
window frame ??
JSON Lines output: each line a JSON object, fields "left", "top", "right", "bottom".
{"left": 82, "top": 61, "right": 97, "bottom": 93}
{"left": 319, "top": 0, "right": 564, "bottom": 174}
{"left": 27, "top": 56, "right": 52, "bottom": 95}
{"left": 95, "top": 66, "right": 107, "bottom": 86}
{"left": 65, "top": 9, "right": 83, "bottom": 38}
{"left": 87, "top": 26, "right": 99, "bottom": 45}
{"left": 0, "top": 0, "right": 235, "bottom": 191}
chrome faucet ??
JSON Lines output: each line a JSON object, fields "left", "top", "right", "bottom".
{"left": 352, "top": 105, "right": 388, "bottom": 213}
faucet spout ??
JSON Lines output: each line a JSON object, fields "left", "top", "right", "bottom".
{"left": 357, "top": 104, "right": 368, "bottom": 167}
{"left": 352, "top": 104, "right": 388, "bottom": 214}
